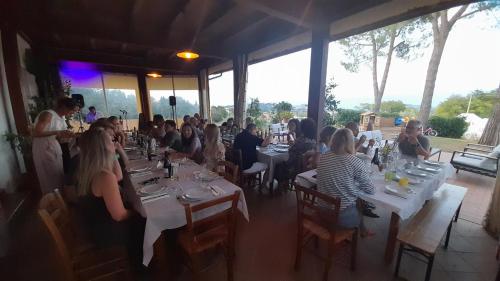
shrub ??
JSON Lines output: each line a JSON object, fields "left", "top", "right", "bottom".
{"left": 334, "top": 109, "right": 362, "bottom": 127}
{"left": 428, "top": 116, "right": 468, "bottom": 139}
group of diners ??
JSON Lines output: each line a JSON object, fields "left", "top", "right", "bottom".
{"left": 31, "top": 96, "right": 433, "bottom": 273}
{"left": 230, "top": 117, "right": 432, "bottom": 235}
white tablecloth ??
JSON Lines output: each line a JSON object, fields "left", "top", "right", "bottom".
{"left": 257, "top": 146, "right": 289, "bottom": 185}
{"left": 295, "top": 162, "right": 454, "bottom": 220}
{"left": 123, "top": 156, "right": 249, "bottom": 266}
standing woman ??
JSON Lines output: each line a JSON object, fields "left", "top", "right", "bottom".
{"left": 203, "top": 124, "right": 225, "bottom": 172}
{"left": 32, "top": 97, "right": 78, "bottom": 194}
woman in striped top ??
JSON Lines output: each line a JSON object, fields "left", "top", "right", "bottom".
{"left": 317, "top": 128, "right": 375, "bottom": 230}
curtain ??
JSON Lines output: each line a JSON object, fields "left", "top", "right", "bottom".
{"left": 233, "top": 54, "right": 248, "bottom": 129}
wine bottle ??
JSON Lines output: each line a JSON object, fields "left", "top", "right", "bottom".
{"left": 371, "top": 148, "right": 380, "bottom": 165}
{"left": 163, "top": 151, "right": 172, "bottom": 178}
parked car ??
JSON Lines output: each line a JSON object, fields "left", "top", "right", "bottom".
{"left": 394, "top": 117, "right": 404, "bottom": 126}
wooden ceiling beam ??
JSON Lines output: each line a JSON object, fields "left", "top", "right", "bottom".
{"left": 46, "top": 47, "right": 204, "bottom": 74}
{"left": 233, "top": 0, "right": 313, "bottom": 28}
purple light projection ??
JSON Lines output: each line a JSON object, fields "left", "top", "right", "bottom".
{"left": 59, "top": 61, "right": 101, "bottom": 86}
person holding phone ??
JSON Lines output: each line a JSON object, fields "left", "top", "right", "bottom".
{"left": 32, "top": 97, "right": 79, "bottom": 194}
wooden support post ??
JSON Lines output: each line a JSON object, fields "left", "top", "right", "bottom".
{"left": 307, "top": 25, "right": 329, "bottom": 132}
{"left": 198, "top": 69, "right": 210, "bottom": 121}
{"left": 137, "top": 73, "right": 151, "bottom": 121}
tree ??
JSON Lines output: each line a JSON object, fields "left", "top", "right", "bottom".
{"left": 435, "top": 90, "right": 499, "bottom": 118}
{"left": 339, "top": 21, "right": 426, "bottom": 112}
{"left": 324, "top": 78, "right": 340, "bottom": 125}
{"left": 247, "top": 98, "right": 262, "bottom": 119}
{"left": 272, "top": 101, "right": 294, "bottom": 123}
{"left": 273, "top": 101, "right": 293, "bottom": 113}
{"left": 418, "top": 3, "right": 496, "bottom": 126}
{"left": 211, "top": 106, "right": 228, "bottom": 123}
{"left": 380, "top": 100, "right": 406, "bottom": 114}
{"left": 479, "top": 83, "right": 500, "bottom": 146}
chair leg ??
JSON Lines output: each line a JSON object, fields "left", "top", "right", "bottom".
{"left": 456, "top": 169, "right": 459, "bottom": 174}
{"left": 350, "top": 229, "right": 358, "bottom": 271}
{"left": 225, "top": 246, "right": 234, "bottom": 281}
{"left": 394, "top": 243, "right": 404, "bottom": 277}
{"left": 294, "top": 231, "right": 303, "bottom": 271}
{"left": 444, "top": 221, "right": 453, "bottom": 249}
{"left": 323, "top": 247, "right": 334, "bottom": 281}
{"left": 455, "top": 203, "right": 462, "bottom": 222}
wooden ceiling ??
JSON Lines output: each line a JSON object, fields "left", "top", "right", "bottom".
{"left": 10, "top": 0, "right": 388, "bottom": 74}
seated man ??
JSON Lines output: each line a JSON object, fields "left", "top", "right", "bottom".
{"left": 345, "top": 121, "right": 367, "bottom": 153}
{"left": 398, "top": 120, "right": 431, "bottom": 159}
{"left": 162, "top": 120, "right": 182, "bottom": 151}
{"left": 233, "top": 123, "right": 271, "bottom": 172}
{"left": 85, "top": 106, "right": 101, "bottom": 124}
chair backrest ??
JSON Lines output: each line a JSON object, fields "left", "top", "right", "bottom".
{"left": 39, "top": 192, "right": 78, "bottom": 257}
{"left": 302, "top": 150, "right": 319, "bottom": 172}
{"left": 231, "top": 148, "right": 243, "bottom": 169}
{"left": 294, "top": 184, "right": 342, "bottom": 240}
{"left": 218, "top": 161, "right": 240, "bottom": 185}
{"left": 38, "top": 209, "right": 76, "bottom": 281}
{"left": 183, "top": 191, "right": 241, "bottom": 247}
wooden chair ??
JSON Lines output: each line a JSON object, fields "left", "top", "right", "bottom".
{"left": 38, "top": 192, "right": 131, "bottom": 281}
{"left": 217, "top": 160, "right": 240, "bottom": 185}
{"left": 232, "top": 149, "right": 266, "bottom": 188}
{"left": 294, "top": 184, "right": 358, "bottom": 281}
{"left": 38, "top": 209, "right": 131, "bottom": 281}
{"left": 178, "top": 191, "right": 241, "bottom": 281}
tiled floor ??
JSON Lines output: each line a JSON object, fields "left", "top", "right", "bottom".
{"left": 1, "top": 152, "right": 498, "bottom": 281}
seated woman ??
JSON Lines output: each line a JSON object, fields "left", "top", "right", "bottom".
{"left": 177, "top": 123, "right": 202, "bottom": 163}
{"left": 76, "top": 128, "right": 144, "bottom": 266}
{"left": 318, "top": 126, "right": 336, "bottom": 154}
{"left": 316, "top": 128, "right": 375, "bottom": 233}
{"left": 108, "top": 116, "right": 126, "bottom": 148}
{"left": 275, "top": 118, "right": 317, "bottom": 184}
{"left": 287, "top": 118, "right": 301, "bottom": 144}
{"left": 203, "top": 124, "right": 226, "bottom": 172}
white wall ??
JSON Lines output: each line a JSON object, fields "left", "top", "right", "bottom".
{"left": 0, "top": 31, "right": 23, "bottom": 192}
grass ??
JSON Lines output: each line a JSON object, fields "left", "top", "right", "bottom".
{"left": 428, "top": 136, "right": 477, "bottom": 153}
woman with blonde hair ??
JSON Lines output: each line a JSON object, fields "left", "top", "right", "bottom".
{"left": 203, "top": 124, "right": 226, "bottom": 172}
{"left": 316, "top": 128, "right": 375, "bottom": 231}
{"left": 77, "top": 128, "right": 144, "bottom": 266}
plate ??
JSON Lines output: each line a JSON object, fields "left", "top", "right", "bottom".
{"left": 423, "top": 160, "right": 444, "bottom": 167}
{"left": 273, "top": 148, "right": 289, "bottom": 153}
{"left": 392, "top": 174, "right": 424, "bottom": 185}
{"left": 275, "top": 144, "right": 289, "bottom": 149}
{"left": 193, "top": 171, "right": 219, "bottom": 181}
{"left": 139, "top": 184, "right": 166, "bottom": 195}
{"left": 416, "top": 165, "right": 440, "bottom": 174}
{"left": 182, "top": 188, "right": 210, "bottom": 201}
{"left": 405, "top": 169, "right": 429, "bottom": 178}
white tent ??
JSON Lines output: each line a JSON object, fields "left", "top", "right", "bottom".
{"left": 459, "top": 113, "right": 488, "bottom": 140}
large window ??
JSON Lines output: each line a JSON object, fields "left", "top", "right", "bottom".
{"left": 60, "top": 63, "right": 141, "bottom": 130}
{"left": 147, "top": 76, "right": 199, "bottom": 123}
{"left": 208, "top": 71, "right": 233, "bottom": 124}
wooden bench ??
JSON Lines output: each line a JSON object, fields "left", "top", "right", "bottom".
{"left": 394, "top": 184, "right": 467, "bottom": 281}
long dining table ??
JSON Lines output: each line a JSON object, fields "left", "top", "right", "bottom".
{"left": 121, "top": 147, "right": 249, "bottom": 266}
{"left": 295, "top": 157, "right": 454, "bottom": 262}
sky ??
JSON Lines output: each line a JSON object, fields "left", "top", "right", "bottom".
{"left": 209, "top": 9, "right": 500, "bottom": 110}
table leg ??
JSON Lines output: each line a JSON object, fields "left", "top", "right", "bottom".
{"left": 384, "top": 212, "right": 400, "bottom": 263}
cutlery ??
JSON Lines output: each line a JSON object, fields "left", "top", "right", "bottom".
{"left": 141, "top": 192, "right": 169, "bottom": 203}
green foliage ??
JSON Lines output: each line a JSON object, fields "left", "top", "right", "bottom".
{"left": 356, "top": 103, "right": 373, "bottom": 112}
{"left": 379, "top": 112, "right": 400, "bottom": 118}
{"left": 380, "top": 100, "right": 406, "bottom": 114}
{"left": 273, "top": 101, "right": 293, "bottom": 113}
{"left": 3, "top": 132, "right": 32, "bottom": 156}
{"left": 334, "top": 109, "right": 362, "bottom": 127}
{"left": 428, "top": 116, "right": 468, "bottom": 139}
{"left": 339, "top": 20, "right": 428, "bottom": 73}
{"left": 324, "top": 78, "right": 340, "bottom": 126}
{"left": 435, "top": 89, "right": 499, "bottom": 118}
{"left": 272, "top": 101, "right": 294, "bottom": 123}
{"left": 211, "top": 106, "right": 228, "bottom": 123}
{"left": 247, "top": 98, "right": 262, "bottom": 119}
